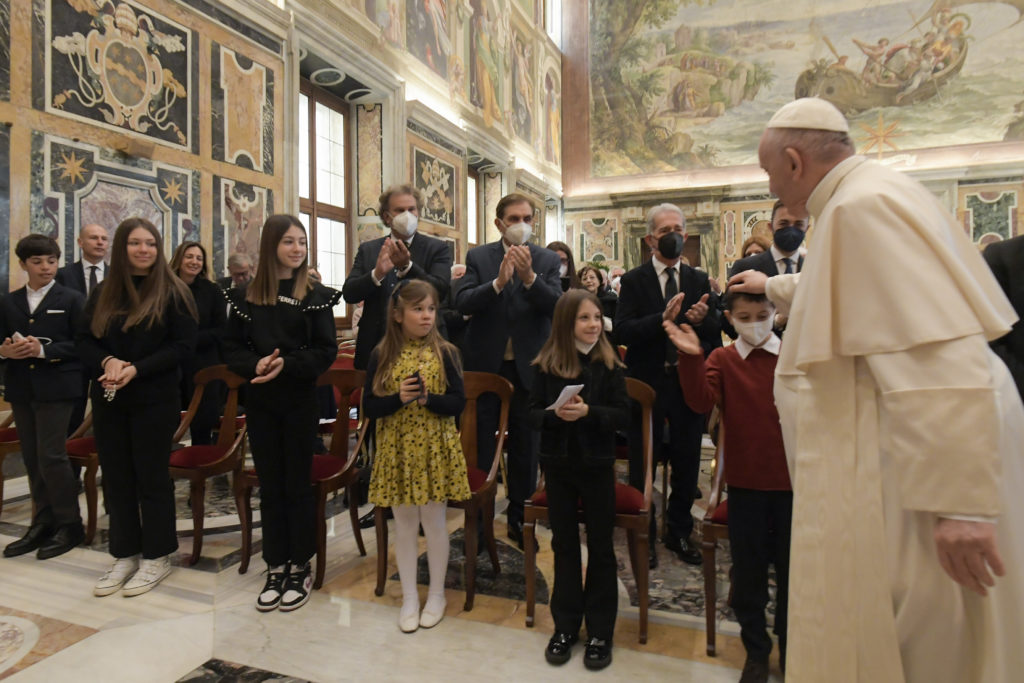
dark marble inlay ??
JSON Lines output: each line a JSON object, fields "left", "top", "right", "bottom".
{"left": 180, "top": 0, "right": 282, "bottom": 55}
{"left": 178, "top": 659, "right": 306, "bottom": 682}
{"left": 0, "top": 125, "right": 8, "bottom": 293}
{"left": 406, "top": 119, "right": 465, "bottom": 158}
{"left": 0, "top": 0, "right": 9, "bottom": 101}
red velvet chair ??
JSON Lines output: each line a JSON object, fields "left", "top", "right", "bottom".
{"left": 374, "top": 371, "right": 513, "bottom": 611}
{"left": 0, "top": 413, "right": 20, "bottom": 519}
{"left": 239, "top": 368, "right": 367, "bottom": 589}
{"left": 168, "top": 365, "right": 248, "bottom": 565}
{"left": 523, "top": 377, "right": 656, "bottom": 644}
{"left": 701, "top": 411, "right": 729, "bottom": 656}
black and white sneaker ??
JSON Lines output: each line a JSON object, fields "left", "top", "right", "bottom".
{"left": 279, "top": 562, "right": 312, "bottom": 612}
{"left": 256, "top": 564, "right": 289, "bottom": 612}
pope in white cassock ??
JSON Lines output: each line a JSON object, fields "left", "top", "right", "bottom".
{"left": 729, "top": 98, "right": 1024, "bottom": 683}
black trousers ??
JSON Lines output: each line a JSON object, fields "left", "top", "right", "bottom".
{"left": 476, "top": 360, "right": 539, "bottom": 526}
{"left": 545, "top": 460, "right": 618, "bottom": 641}
{"left": 247, "top": 389, "right": 317, "bottom": 567}
{"left": 10, "top": 401, "right": 81, "bottom": 528}
{"left": 93, "top": 391, "right": 179, "bottom": 559}
{"left": 628, "top": 368, "right": 704, "bottom": 541}
{"left": 727, "top": 486, "right": 793, "bottom": 664}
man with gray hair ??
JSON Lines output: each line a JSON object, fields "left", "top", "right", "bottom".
{"left": 615, "top": 202, "right": 720, "bottom": 569}
{"left": 218, "top": 252, "right": 255, "bottom": 290}
{"left": 730, "top": 97, "right": 1023, "bottom": 682}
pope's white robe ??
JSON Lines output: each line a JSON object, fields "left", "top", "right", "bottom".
{"left": 762, "top": 156, "right": 1024, "bottom": 682}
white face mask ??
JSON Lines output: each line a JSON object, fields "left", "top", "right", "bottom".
{"left": 503, "top": 221, "right": 532, "bottom": 246}
{"left": 733, "top": 318, "right": 774, "bottom": 347}
{"left": 558, "top": 264, "right": 568, "bottom": 278}
{"left": 391, "top": 211, "right": 418, "bottom": 238}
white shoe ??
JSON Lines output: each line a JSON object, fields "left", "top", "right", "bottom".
{"left": 94, "top": 555, "right": 140, "bottom": 596}
{"left": 419, "top": 594, "right": 446, "bottom": 628}
{"left": 122, "top": 555, "right": 172, "bottom": 597}
{"left": 399, "top": 599, "right": 420, "bottom": 633}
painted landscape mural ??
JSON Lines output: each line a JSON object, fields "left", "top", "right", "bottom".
{"left": 589, "top": 0, "right": 1024, "bottom": 177}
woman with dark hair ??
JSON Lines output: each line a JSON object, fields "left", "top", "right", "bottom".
{"left": 546, "top": 241, "right": 580, "bottom": 292}
{"left": 223, "top": 215, "right": 340, "bottom": 613}
{"left": 170, "top": 241, "right": 226, "bottom": 445}
{"left": 78, "top": 217, "right": 198, "bottom": 597}
{"left": 578, "top": 265, "right": 618, "bottom": 323}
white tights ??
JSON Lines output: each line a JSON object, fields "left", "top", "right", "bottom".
{"left": 392, "top": 502, "right": 449, "bottom": 618}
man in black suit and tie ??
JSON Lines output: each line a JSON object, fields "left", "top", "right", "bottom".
{"left": 55, "top": 222, "right": 109, "bottom": 436}
{"left": 615, "top": 203, "right": 721, "bottom": 567}
{"left": 1, "top": 235, "right": 86, "bottom": 559}
{"left": 343, "top": 184, "right": 453, "bottom": 370}
{"left": 456, "top": 193, "right": 562, "bottom": 549}
{"left": 984, "top": 234, "right": 1024, "bottom": 400}
{"left": 726, "top": 200, "right": 808, "bottom": 337}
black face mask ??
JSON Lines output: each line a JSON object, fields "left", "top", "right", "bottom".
{"left": 774, "top": 225, "right": 806, "bottom": 253}
{"left": 656, "top": 232, "right": 684, "bottom": 260}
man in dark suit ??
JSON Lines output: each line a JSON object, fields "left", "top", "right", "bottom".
{"left": 440, "top": 263, "right": 470, "bottom": 349}
{"left": 343, "top": 183, "right": 453, "bottom": 370}
{"left": 984, "top": 234, "right": 1024, "bottom": 400}
{"left": 1, "top": 235, "right": 86, "bottom": 559}
{"left": 615, "top": 203, "right": 721, "bottom": 567}
{"left": 725, "top": 200, "right": 807, "bottom": 338}
{"left": 456, "top": 193, "right": 562, "bottom": 548}
{"left": 55, "top": 223, "right": 108, "bottom": 437}
{"left": 217, "top": 252, "right": 255, "bottom": 290}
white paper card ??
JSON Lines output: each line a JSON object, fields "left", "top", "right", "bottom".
{"left": 546, "top": 384, "right": 584, "bottom": 411}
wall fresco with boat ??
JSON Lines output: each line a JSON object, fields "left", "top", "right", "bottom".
{"left": 587, "top": 0, "right": 1024, "bottom": 177}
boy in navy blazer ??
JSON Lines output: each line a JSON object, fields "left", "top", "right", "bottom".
{"left": 1, "top": 235, "right": 86, "bottom": 560}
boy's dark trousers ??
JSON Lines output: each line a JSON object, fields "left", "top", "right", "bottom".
{"left": 544, "top": 460, "right": 617, "bottom": 641}
{"left": 727, "top": 486, "right": 793, "bottom": 667}
{"left": 10, "top": 401, "right": 81, "bottom": 528}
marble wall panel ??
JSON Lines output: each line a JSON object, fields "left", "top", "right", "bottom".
{"left": 36, "top": 0, "right": 198, "bottom": 152}
{"left": 30, "top": 132, "right": 198, "bottom": 263}
{"left": 0, "top": 125, "right": 7, "bottom": 292}
{"left": 0, "top": 0, "right": 9, "bottom": 101}
{"left": 579, "top": 217, "right": 617, "bottom": 263}
{"left": 482, "top": 171, "right": 502, "bottom": 244}
{"left": 718, "top": 199, "right": 773, "bottom": 276}
{"left": 212, "top": 176, "right": 272, "bottom": 276}
{"left": 958, "top": 181, "right": 1023, "bottom": 248}
{"left": 211, "top": 42, "right": 274, "bottom": 173}
{"left": 356, "top": 103, "right": 383, "bottom": 216}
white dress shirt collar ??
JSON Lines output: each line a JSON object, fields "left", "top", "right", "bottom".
{"left": 734, "top": 332, "right": 781, "bottom": 360}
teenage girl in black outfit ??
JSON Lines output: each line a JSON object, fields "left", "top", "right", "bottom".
{"left": 170, "top": 241, "right": 226, "bottom": 445}
{"left": 78, "top": 217, "right": 198, "bottom": 597}
{"left": 223, "top": 215, "right": 339, "bottom": 613}
{"left": 529, "top": 289, "right": 629, "bottom": 670}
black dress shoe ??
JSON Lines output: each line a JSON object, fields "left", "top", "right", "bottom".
{"left": 544, "top": 631, "right": 578, "bottom": 665}
{"left": 359, "top": 507, "right": 392, "bottom": 529}
{"left": 648, "top": 542, "right": 658, "bottom": 570}
{"left": 36, "top": 524, "right": 86, "bottom": 560}
{"left": 583, "top": 637, "right": 612, "bottom": 670}
{"left": 739, "top": 656, "right": 770, "bottom": 683}
{"left": 663, "top": 534, "right": 702, "bottom": 565}
{"left": 3, "top": 523, "right": 53, "bottom": 558}
{"left": 506, "top": 520, "right": 538, "bottom": 552}
{"left": 694, "top": 486, "right": 703, "bottom": 500}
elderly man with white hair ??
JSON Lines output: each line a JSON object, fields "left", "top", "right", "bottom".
{"left": 730, "top": 98, "right": 1024, "bottom": 683}
{"left": 615, "top": 202, "right": 721, "bottom": 569}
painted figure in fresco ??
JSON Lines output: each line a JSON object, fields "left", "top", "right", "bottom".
{"left": 544, "top": 72, "right": 561, "bottom": 165}
{"left": 407, "top": 0, "right": 450, "bottom": 76}
{"left": 511, "top": 32, "right": 533, "bottom": 141}
{"left": 471, "top": 0, "right": 504, "bottom": 127}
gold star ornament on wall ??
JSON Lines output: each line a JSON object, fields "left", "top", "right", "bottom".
{"left": 54, "top": 150, "right": 89, "bottom": 186}
{"left": 858, "top": 112, "right": 904, "bottom": 159}
{"left": 161, "top": 177, "right": 184, "bottom": 206}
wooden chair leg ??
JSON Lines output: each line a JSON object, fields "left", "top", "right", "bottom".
{"left": 0, "top": 463, "right": 5, "bottom": 519}
{"left": 523, "top": 515, "right": 537, "bottom": 628}
{"left": 374, "top": 505, "right": 388, "bottom": 597}
{"left": 314, "top": 485, "right": 327, "bottom": 589}
{"left": 83, "top": 461, "right": 99, "bottom": 545}
{"left": 637, "top": 525, "right": 650, "bottom": 645}
{"left": 702, "top": 530, "right": 718, "bottom": 656}
{"left": 463, "top": 502, "right": 478, "bottom": 612}
{"left": 238, "top": 480, "right": 253, "bottom": 575}
{"left": 660, "top": 461, "right": 669, "bottom": 541}
{"left": 483, "top": 494, "right": 500, "bottom": 573}
{"left": 347, "top": 483, "right": 365, "bottom": 556}
{"left": 188, "top": 479, "right": 206, "bottom": 566}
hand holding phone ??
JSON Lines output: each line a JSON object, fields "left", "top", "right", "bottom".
{"left": 399, "top": 372, "right": 423, "bottom": 405}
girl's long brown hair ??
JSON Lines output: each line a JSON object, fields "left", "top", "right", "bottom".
{"left": 371, "top": 279, "right": 461, "bottom": 396}
{"left": 246, "top": 214, "right": 311, "bottom": 305}
{"left": 532, "top": 289, "right": 622, "bottom": 379}
{"left": 169, "top": 240, "right": 210, "bottom": 281}
{"left": 89, "top": 217, "right": 198, "bottom": 336}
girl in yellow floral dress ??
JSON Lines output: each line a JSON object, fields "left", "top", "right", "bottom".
{"left": 364, "top": 279, "right": 470, "bottom": 633}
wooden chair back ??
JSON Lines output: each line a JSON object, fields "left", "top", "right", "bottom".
{"left": 173, "top": 365, "right": 248, "bottom": 451}
{"left": 460, "top": 371, "right": 513, "bottom": 477}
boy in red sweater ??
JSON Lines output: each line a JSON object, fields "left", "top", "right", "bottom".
{"left": 664, "top": 290, "right": 791, "bottom": 683}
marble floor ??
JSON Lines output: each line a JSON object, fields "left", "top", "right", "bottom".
{"left": 0, "top": 459, "right": 784, "bottom": 682}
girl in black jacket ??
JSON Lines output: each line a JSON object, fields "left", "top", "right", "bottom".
{"left": 223, "top": 215, "right": 339, "bottom": 613}
{"left": 529, "top": 289, "right": 628, "bottom": 671}
{"left": 78, "top": 217, "right": 198, "bottom": 597}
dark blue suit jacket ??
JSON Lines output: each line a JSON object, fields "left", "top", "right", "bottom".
{"left": 0, "top": 283, "right": 85, "bottom": 402}
{"left": 615, "top": 259, "right": 721, "bottom": 383}
{"left": 456, "top": 241, "right": 562, "bottom": 387}
{"left": 342, "top": 231, "right": 453, "bottom": 370}
{"left": 56, "top": 260, "right": 88, "bottom": 296}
